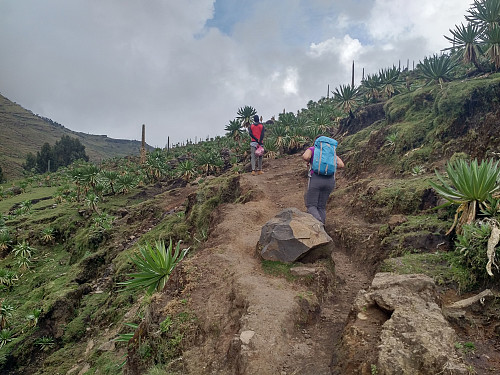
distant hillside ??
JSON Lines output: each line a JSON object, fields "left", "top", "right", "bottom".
{"left": 0, "top": 93, "right": 152, "bottom": 180}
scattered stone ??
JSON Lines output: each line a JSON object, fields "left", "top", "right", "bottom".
{"left": 240, "top": 330, "right": 255, "bottom": 345}
{"left": 495, "top": 323, "right": 500, "bottom": 336}
{"left": 387, "top": 214, "right": 407, "bottom": 228}
{"left": 290, "top": 266, "right": 317, "bottom": 277}
{"left": 357, "top": 312, "right": 368, "bottom": 320}
{"left": 78, "top": 363, "right": 91, "bottom": 375}
{"left": 97, "top": 340, "right": 115, "bottom": 352}
{"left": 258, "top": 208, "right": 332, "bottom": 263}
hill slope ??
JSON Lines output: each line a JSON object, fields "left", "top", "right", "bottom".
{"left": 0, "top": 94, "right": 150, "bottom": 179}
{"left": 1, "top": 75, "right": 500, "bottom": 374}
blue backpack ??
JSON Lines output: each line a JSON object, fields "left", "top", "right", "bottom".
{"left": 311, "top": 136, "right": 338, "bottom": 175}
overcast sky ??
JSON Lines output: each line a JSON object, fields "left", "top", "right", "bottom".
{"left": 0, "top": 0, "right": 471, "bottom": 147}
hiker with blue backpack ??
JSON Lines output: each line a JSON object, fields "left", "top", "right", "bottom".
{"left": 302, "top": 136, "right": 344, "bottom": 224}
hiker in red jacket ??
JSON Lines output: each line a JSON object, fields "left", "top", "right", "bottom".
{"left": 249, "top": 115, "right": 265, "bottom": 175}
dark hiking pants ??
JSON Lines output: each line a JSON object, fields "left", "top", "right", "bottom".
{"left": 305, "top": 173, "right": 335, "bottom": 224}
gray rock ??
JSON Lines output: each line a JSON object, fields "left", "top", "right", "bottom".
{"left": 341, "top": 273, "right": 469, "bottom": 375}
{"left": 240, "top": 330, "right": 255, "bottom": 345}
{"left": 290, "top": 266, "right": 317, "bottom": 277}
{"left": 258, "top": 208, "right": 333, "bottom": 263}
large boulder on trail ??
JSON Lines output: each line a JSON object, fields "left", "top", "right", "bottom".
{"left": 258, "top": 207, "right": 333, "bottom": 263}
{"left": 337, "top": 273, "right": 468, "bottom": 375}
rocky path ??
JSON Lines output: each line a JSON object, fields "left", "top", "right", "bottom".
{"left": 185, "top": 155, "right": 373, "bottom": 374}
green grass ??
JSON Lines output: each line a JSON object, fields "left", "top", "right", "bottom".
{"left": 339, "top": 75, "right": 500, "bottom": 178}
{"left": 379, "top": 252, "right": 471, "bottom": 291}
{"left": 0, "top": 186, "right": 58, "bottom": 214}
{"left": 261, "top": 260, "right": 298, "bottom": 281}
{"left": 379, "top": 213, "right": 452, "bottom": 256}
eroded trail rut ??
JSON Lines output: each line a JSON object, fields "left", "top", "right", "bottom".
{"left": 184, "top": 155, "right": 373, "bottom": 374}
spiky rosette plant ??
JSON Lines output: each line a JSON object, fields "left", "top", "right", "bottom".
{"left": 417, "top": 54, "right": 459, "bottom": 88}
{"left": 119, "top": 239, "right": 189, "bottom": 294}
{"left": 429, "top": 158, "right": 500, "bottom": 234}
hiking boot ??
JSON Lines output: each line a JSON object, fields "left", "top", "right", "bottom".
{"left": 258, "top": 170, "right": 264, "bottom": 175}
{"left": 251, "top": 171, "right": 256, "bottom": 176}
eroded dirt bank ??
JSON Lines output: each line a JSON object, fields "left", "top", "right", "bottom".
{"left": 139, "top": 155, "right": 375, "bottom": 375}
{"left": 125, "top": 153, "right": 499, "bottom": 375}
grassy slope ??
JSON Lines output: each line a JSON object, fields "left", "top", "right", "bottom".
{"left": 1, "top": 76, "right": 500, "bottom": 374}
{"left": 0, "top": 94, "right": 149, "bottom": 179}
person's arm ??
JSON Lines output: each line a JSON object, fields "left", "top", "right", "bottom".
{"left": 302, "top": 148, "right": 312, "bottom": 163}
{"left": 258, "top": 126, "right": 265, "bottom": 145}
{"left": 336, "top": 155, "right": 345, "bottom": 169}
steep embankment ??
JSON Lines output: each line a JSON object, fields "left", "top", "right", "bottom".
{"left": 0, "top": 94, "right": 147, "bottom": 179}
{"left": 121, "top": 156, "right": 374, "bottom": 375}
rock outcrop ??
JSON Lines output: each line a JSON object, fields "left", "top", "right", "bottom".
{"left": 258, "top": 207, "right": 333, "bottom": 263}
{"left": 338, "top": 273, "right": 468, "bottom": 375}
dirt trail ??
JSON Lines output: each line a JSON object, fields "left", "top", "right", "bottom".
{"left": 184, "top": 155, "right": 373, "bottom": 374}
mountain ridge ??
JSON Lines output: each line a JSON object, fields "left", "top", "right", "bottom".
{"left": 0, "top": 93, "right": 152, "bottom": 179}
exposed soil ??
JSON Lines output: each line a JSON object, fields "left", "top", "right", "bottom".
{"left": 162, "top": 154, "right": 375, "bottom": 374}
{"left": 149, "top": 153, "right": 500, "bottom": 375}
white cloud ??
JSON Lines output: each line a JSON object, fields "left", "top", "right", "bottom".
{"left": 309, "top": 35, "right": 362, "bottom": 67}
{"left": 282, "top": 68, "right": 299, "bottom": 95}
{"left": 0, "top": 0, "right": 474, "bottom": 146}
{"left": 367, "top": 0, "right": 471, "bottom": 52}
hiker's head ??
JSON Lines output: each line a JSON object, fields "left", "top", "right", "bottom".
{"left": 253, "top": 115, "right": 259, "bottom": 123}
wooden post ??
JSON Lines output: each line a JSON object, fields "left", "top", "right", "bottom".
{"left": 351, "top": 60, "right": 355, "bottom": 88}
{"left": 327, "top": 84, "right": 329, "bottom": 98}
{"left": 140, "top": 124, "right": 146, "bottom": 164}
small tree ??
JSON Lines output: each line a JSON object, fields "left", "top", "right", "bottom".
{"left": 236, "top": 106, "right": 257, "bottom": 127}
{"left": 23, "top": 136, "right": 89, "bottom": 174}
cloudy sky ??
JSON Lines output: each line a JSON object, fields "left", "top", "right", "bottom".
{"left": 0, "top": 0, "right": 471, "bottom": 147}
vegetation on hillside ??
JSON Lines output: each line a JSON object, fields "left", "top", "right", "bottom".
{"left": 23, "top": 135, "right": 89, "bottom": 174}
{"left": 0, "top": 1, "right": 499, "bottom": 373}
{"left": 0, "top": 94, "right": 145, "bottom": 180}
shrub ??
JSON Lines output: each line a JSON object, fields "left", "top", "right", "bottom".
{"left": 455, "top": 220, "right": 500, "bottom": 288}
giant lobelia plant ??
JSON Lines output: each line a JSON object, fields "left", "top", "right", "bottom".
{"left": 429, "top": 158, "right": 500, "bottom": 235}
{"left": 119, "top": 239, "right": 189, "bottom": 295}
